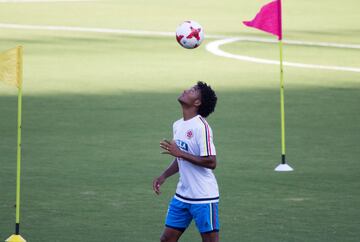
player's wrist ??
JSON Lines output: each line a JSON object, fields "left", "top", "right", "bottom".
{"left": 177, "top": 150, "right": 186, "bottom": 159}
{"left": 159, "top": 173, "right": 167, "bottom": 180}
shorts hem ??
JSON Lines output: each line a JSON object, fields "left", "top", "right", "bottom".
{"left": 201, "top": 229, "right": 219, "bottom": 234}
{"left": 165, "top": 224, "right": 187, "bottom": 232}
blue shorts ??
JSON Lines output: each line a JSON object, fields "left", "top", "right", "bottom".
{"left": 165, "top": 197, "right": 220, "bottom": 233}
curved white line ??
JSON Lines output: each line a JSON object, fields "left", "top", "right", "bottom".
{"left": 232, "top": 36, "right": 360, "bottom": 49}
{"left": 206, "top": 38, "right": 360, "bottom": 73}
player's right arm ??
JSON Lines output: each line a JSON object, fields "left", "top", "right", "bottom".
{"left": 152, "top": 159, "right": 178, "bottom": 195}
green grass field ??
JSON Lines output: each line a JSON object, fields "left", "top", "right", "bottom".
{"left": 1, "top": 0, "right": 360, "bottom": 241}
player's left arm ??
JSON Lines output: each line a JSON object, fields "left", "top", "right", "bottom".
{"left": 160, "top": 140, "right": 217, "bottom": 169}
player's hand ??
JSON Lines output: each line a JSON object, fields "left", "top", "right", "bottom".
{"left": 160, "top": 139, "right": 183, "bottom": 157}
{"left": 153, "top": 175, "right": 165, "bottom": 195}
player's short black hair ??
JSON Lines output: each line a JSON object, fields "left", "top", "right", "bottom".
{"left": 196, "top": 81, "right": 217, "bottom": 118}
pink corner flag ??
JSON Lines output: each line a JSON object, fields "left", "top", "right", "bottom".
{"left": 243, "top": 0, "right": 282, "bottom": 40}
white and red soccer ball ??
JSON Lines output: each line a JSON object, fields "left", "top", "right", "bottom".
{"left": 176, "top": 20, "right": 204, "bottom": 49}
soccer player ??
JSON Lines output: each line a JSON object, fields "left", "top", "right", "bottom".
{"left": 153, "top": 81, "right": 219, "bottom": 242}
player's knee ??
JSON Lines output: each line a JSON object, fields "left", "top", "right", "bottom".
{"left": 201, "top": 231, "right": 219, "bottom": 242}
{"left": 160, "top": 234, "right": 171, "bottom": 242}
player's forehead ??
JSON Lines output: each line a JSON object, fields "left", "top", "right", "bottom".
{"left": 190, "top": 85, "right": 200, "bottom": 92}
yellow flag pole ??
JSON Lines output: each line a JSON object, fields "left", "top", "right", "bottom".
{"left": 274, "top": 0, "right": 293, "bottom": 172}
{"left": 6, "top": 46, "right": 26, "bottom": 242}
{"left": 274, "top": 40, "right": 293, "bottom": 172}
{"left": 279, "top": 40, "right": 286, "bottom": 163}
{"left": 16, "top": 68, "right": 23, "bottom": 233}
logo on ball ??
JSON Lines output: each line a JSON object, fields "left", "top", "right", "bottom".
{"left": 176, "top": 20, "right": 204, "bottom": 49}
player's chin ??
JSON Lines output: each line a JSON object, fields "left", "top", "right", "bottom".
{"left": 178, "top": 96, "right": 185, "bottom": 103}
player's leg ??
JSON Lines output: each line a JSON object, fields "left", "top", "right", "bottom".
{"left": 201, "top": 231, "right": 219, "bottom": 242}
{"left": 191, "top": 202, "right": 220, "bottom": 242}
{"left": 161, "top": 197, "right": 192, "bottom": 242}
{"left": 160, "top": 227, "right": 183, "bottom": 242}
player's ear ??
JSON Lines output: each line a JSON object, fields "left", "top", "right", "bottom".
{"left": 194, "top": 99, "right": 201, "bottom": 107}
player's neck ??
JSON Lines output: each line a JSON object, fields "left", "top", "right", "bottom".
{"left": 182, "top": 107, "right": 198, "bottom": 121}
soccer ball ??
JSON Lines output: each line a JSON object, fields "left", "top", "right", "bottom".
{"left": 176, "top": 20, "right": 204, "bottom": 49}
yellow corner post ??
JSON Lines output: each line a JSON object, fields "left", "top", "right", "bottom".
{"left": 279, "top": 40, "right": 286, "bottom": 162}
{"left": 274, "top": 40, "right": 293, "bottom": 171}
{"left": 5, "top": 46, "right": 27, "bottom": 242}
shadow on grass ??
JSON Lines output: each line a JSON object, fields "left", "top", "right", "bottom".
{"left": 0, "top": 88, "right": 359, "bottom": 242}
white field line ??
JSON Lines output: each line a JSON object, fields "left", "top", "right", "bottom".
{"left": 231, "top": 36, "right": 360, "bottom": 50}
{"left": 1, "top": 23, "right": 359, "bottom": 72}
{"left": 206, "top": 38, "right": 360, "bottom": 73}
{"left": 0, "top": 23, "right": 227, "bottom": 38}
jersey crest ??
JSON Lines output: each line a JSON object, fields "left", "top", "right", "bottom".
{"left": 186, "top": 129, "right": 193, "bottom": 139}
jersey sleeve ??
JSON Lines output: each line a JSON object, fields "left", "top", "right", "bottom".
{"left": 172, "top": 120, "right": 178, "bottom": 139}
{"left": 196, "top": 119, "right": 216, "bottom": 156}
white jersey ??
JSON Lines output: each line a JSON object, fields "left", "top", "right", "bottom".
{"left": 173, "top": 115, "right": 219, "bottom": 204}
